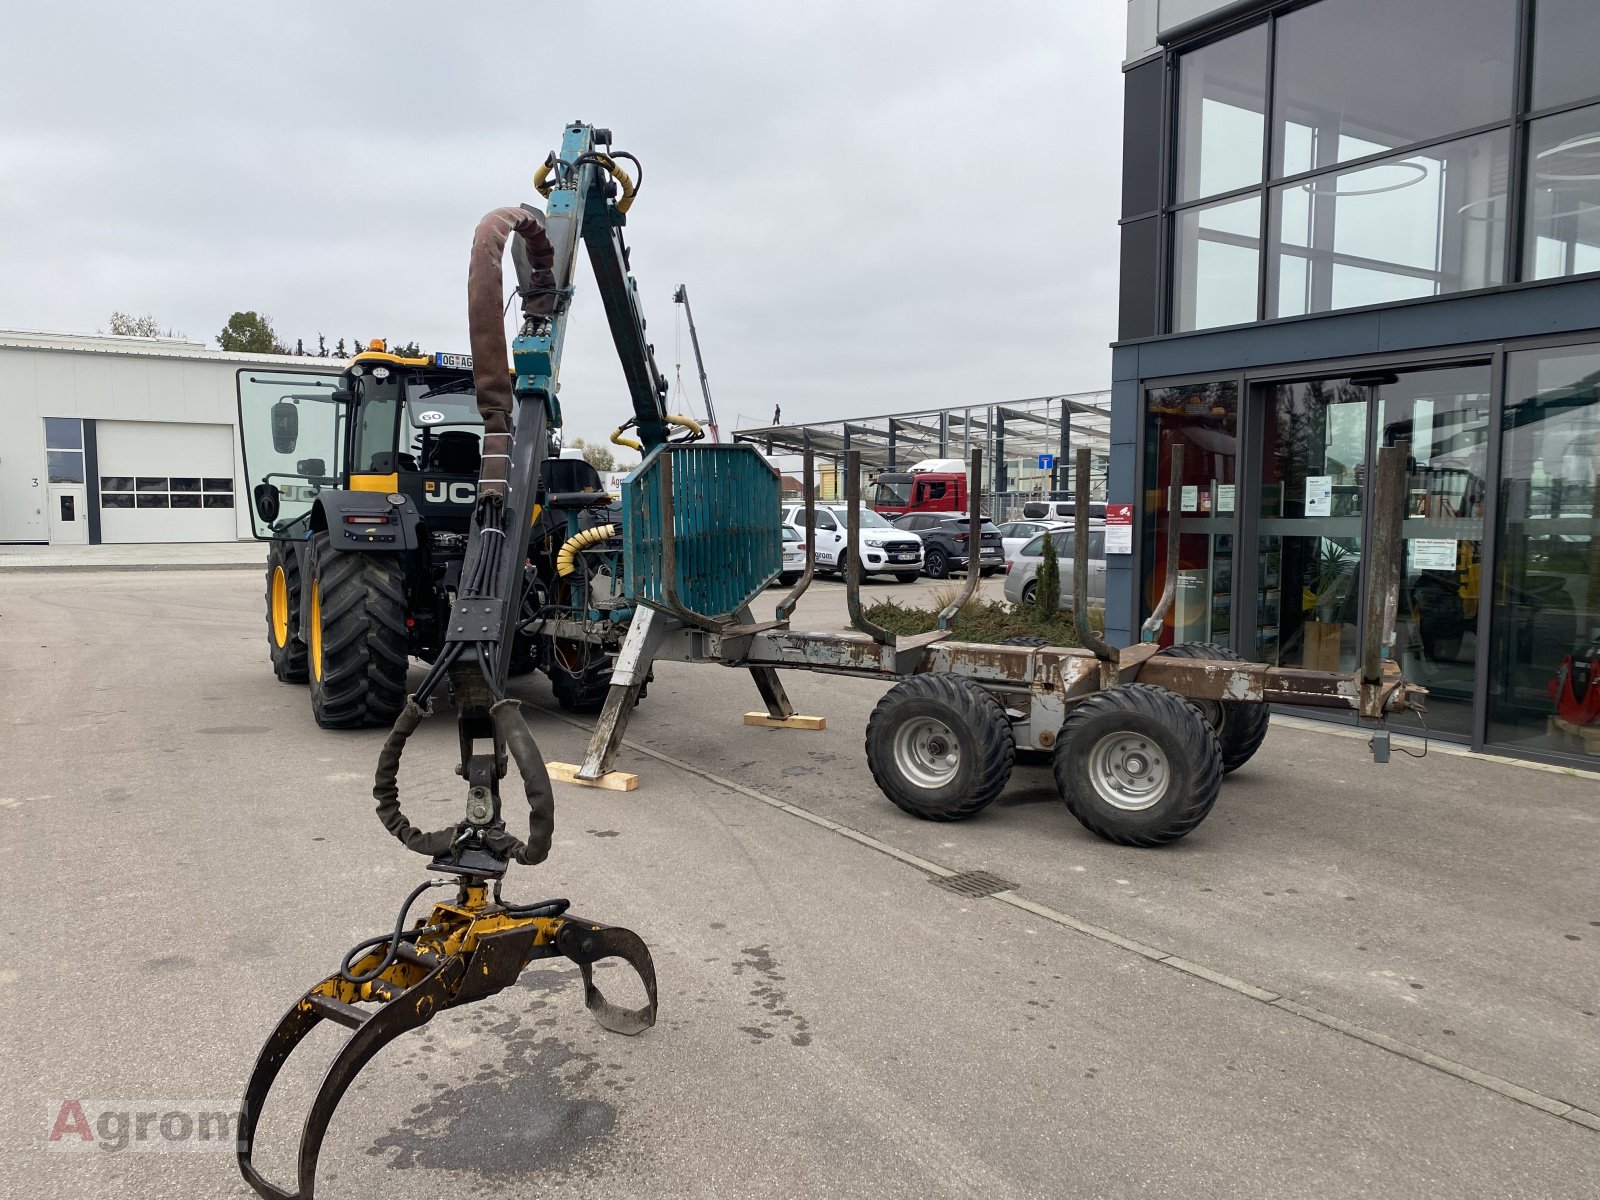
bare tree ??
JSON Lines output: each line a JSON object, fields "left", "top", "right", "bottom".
{"left": 108, "top": 311, "right": 162, "bottom": 338}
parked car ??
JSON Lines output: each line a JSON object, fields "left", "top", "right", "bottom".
{"left": 777, "top": 524, "right": 804, "bottom": 586}
{"left": 780, "top": 503, "right": 923, "bottom": 580}
{"left": 891, "top": 512, "right": 1005, "bottom": 579}
{"left": 1020, "top": 499, "right": 1106, "bottom": 522}
{"left": 1003, "top": 526, "right": 1107, "bottom": 610}
{"left": 995, "top": 518, "right": 1069, "bottom": 562}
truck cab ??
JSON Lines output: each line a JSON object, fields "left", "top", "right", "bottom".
{"left": 871, "top": 470, "right": 968, "bottom": 517}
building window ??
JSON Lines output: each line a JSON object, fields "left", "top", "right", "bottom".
{"left": 101, "top": 476, "right": 233, "bottom": 511}
{"left": 1487, "top": 343, "right": 1600, "bottom": 757}
{"left": 1523, "top": 102, "right": 1600, "bottom": 281}
{"left": 1269, "top": 131, "right": 1509, "bottom": 318}
{"left": 44, "top": 417, "right": 85, "bottom": 484}
{"left": 1529, "top": 0, "right": 1600, "bottom": 114}
{"left": 1174, "top": 24, "right": 1267, "bottom": 203}
{"left": 1173, "top": 195, "right": 1260, "bottom": 331}
{"left": 1271, "top": 0, "right": 1514, "bottom": 178}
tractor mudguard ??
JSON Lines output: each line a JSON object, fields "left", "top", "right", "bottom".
{"left": 311, "top": 489, "right": 423, "bottom": 553}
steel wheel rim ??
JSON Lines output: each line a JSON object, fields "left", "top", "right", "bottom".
{"left": 893, "top": 716, "right": 961, "bottom": 788}
{"left": 1190, "top": 698, "right": 1224, "bottom": 734}
{"left": 1087, "top": 732, "right": 1169, "bottom": 811}
{"left": 310, "top": 580, "right": 323, "bottom": 682}
{"left": 270, "top": 565, "right": 290, "bottom": 647}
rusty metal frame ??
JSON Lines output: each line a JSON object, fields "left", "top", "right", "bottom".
{"left": 936, "top": 449, "right": 984, "bottom": 631}
{"left": 1139, "top": 443, "right": 1184, "bottom": 643}
{"left": 844, "top": 450, "right": 896, "bottom": 646}
{"left": 774, "top": 442, "right": 816, "bottom": 623}
{"left": 1072, "top": 446, "right": 1117, "bottom": 660}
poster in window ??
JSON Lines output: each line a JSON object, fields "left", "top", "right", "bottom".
{"left": 1305, "top": 475, "right": 1333, "bottom": 516}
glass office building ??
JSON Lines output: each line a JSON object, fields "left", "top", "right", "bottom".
{"left": 1113, "top": 0, "right": 1600, "bottom": 767}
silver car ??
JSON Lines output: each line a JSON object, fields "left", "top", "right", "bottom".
{"left": 1003, "top": 526, "right": 1106, "bottom": 610}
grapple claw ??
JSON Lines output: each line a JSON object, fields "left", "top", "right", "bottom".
{"left": 559, "top": 922, "right": 659, "bottom": 1035}
{"left": 237, "top": 888, "right": 654, "bottom": 1200}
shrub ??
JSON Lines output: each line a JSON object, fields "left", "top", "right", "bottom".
{"left": 1036, "top": 534, "right": 1061, "bottom": 616}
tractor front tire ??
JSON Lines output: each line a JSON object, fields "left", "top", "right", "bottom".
{"left": 1054, "top": 683, "right": 1222, "bottom": 846}
{"left": 305, "top": 533, "right": 410, "bottom": 730}
{"left": 1153, "top": 642, "right": 1271, "bottom": 773}
{"left": 265, "top": 541, "right": 308, "bottom": 684}
{"left": 865, "top": 673, "right": 1015, "bottom": 821}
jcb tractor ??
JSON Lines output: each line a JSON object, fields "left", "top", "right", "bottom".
{"left": 238, "top": 344, "right": 626, "bottom": 727}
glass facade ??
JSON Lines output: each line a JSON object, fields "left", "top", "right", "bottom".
{"left": 1269, "top": 132, "right": 1508, "bottom": 318}
{"left": 1271, "top": 0, "right": 1513, "bottom": 177}
{"left": 1488, "top": 344, "right": 1600, "bottom": 755}
{"left": 1174, "top": 24, "right": 1267, "bottom": 203}
{"left": 1164, "top": 0, "right": 1600, "bottom": 332}
{"left": 1524, "top": 103, "right": 1600, "bottom": 281}
{"left": 1530, "top": 0, "right": 1600, "bottom": 113}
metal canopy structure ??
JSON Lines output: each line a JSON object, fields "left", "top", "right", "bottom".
{"left": 732, "top": 390, "right": 1113, "bottom": 508}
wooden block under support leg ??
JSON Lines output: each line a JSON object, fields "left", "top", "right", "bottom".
{"left": 743, "top": 712, "right": 827, "bottom": 730}
{"left": 545, "top": 761, "right": 640, "bottom": 791}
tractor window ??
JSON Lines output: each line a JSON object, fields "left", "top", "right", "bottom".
{"left": 236, "top": 369, "right": 345, "bottom": 538}
{"left": 353, "top": 374, "right": 404, "bottom": 474}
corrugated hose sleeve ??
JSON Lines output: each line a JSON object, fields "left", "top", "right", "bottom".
{"left": 488, "top": 699, "right": 555, "bottom": 866}
{"left": 372, "top": 699, "right": 458, "bottom": 857}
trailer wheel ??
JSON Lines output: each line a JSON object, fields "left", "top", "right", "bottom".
{"left": 1054, "top": 684, "right": 1222, "bottom": 846}
{"left": 865, "top": 674, "right": 1015, "bottom": 821}
{"left": 1000, "top": 635, "right": 1050, "bottom": 648}
{"left": 265, "top": 540, "right": 308, "bottom": 684}
{"left": 1153, "top": 642, "right": 1270, "bottom": 773}
{"left": 305, "top": 533, "right": 410, "bottom": 730}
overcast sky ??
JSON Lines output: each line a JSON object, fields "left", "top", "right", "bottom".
{"left": 0, "top": 1, "right": 1126, "bottom": 449}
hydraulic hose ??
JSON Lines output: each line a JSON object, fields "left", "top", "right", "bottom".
{"left": 557, "top": 524, "right": 618, "bottom": 577}
{"left": 467, "top": 206, "right": 557, "bottom": 502}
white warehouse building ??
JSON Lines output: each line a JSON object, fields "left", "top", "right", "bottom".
{"left": 0, "top": 330, "right": 343, "bottom": 545}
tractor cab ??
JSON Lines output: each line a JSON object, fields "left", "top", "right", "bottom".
{"left": 237, "top": 348, "right": 483, "bottom": 540}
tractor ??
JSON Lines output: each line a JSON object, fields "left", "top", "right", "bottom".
{"left": 238, "top": 343, "right": 624, "bottom": 727}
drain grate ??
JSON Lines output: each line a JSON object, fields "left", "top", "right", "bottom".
{"left": 932, "top": 870, "right": 1018, "bottom": 898}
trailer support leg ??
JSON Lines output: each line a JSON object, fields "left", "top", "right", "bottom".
{"left": 743, "top": 665, "right": 826, "bottom": 729}
{"left": 551, "top": 608, "right": 671, "bottom": 789}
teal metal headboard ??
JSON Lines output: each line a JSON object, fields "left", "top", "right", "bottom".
{"left": 621, "top": 444, "right": 782, "bottom": 625}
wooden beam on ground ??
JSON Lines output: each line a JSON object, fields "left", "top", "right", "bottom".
{"left": 546, "top": 761, "right": 639, "bottom": 791}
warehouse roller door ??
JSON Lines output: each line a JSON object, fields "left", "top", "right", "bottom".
{"left": 97, "top": 421, "right": 237, "bottom": 543}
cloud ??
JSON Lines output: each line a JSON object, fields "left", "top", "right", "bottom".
{"left": 1, "top": 0, "right": 1125, "bottom": 444}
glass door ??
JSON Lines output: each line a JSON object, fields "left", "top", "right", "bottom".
{"left": 1252, "top": 364, "right": 1490, "bottom": 738}
{"left": 1376, "top": 365, "right": 1491, "bottom": 738}
{"left": 1256, "top": 378, "right": 1370, "bottom": 672}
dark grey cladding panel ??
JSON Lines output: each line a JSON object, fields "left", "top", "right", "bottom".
{"left": 1111, "top": 379, "right": 1140, "bottom": 445}
{"left": 1124, "top": 277, "right": 1600, "bottom": 381}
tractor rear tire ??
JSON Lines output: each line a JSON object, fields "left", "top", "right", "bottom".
{"left": 265, "top": 541, "right": 308, "bottom": 684}
{"left": 1054, "top": 683, "right": 1222, "bottom": 846}
{"left": 1153, "top": 642, "right": 1271, "bottom": 773}
{"left": 865, "top": 673, "right": 1015, "bottom": 821}
{"left": 305, "top": 533, "right": 410, "bottom": 730}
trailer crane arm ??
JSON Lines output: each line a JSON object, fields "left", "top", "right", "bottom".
{"left": 238, "top": 122, "right": 673, "bottom": 1200}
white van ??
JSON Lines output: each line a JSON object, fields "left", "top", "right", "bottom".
{"left": 1020, "top": 499, "right": 1107, "bottom": 521}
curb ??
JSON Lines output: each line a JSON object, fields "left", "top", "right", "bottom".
{"left": 0, "top": 561, "right": 263, "bottom": 574}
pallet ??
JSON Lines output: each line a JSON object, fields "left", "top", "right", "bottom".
{"left": 1547, "top": 715, "right": 1600, "bottom": 755}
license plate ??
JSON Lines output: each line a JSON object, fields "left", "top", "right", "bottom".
{"left": 891, "top": 553, "right": 917, "bottom": 561}
{"left": 981, "top": 548, "right": 1001, "bottom": 556}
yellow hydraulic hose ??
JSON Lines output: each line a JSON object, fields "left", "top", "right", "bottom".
{"left": 556, "top": 524, "right": 618, "bottom": 577}
{"left": 666, "top": 413, "right": 704, "bottom": 438}
{"left": 534, "top": 153, "right": 634, "bottom": 214}
{"left": 610, "top": 427, "right": 643, "bottom": 452}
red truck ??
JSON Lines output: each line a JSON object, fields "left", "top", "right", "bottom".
{"left": 870, "top": 459, "right": 970, "bottom": 517}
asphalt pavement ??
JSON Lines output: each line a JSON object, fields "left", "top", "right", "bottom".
{"left": 1, "top": 567, "right": 1597, "bottom": 1199}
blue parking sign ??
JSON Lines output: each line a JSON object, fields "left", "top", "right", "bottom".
{"left": 1037, "top": 453, "right": 1055, "bottom": 470}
